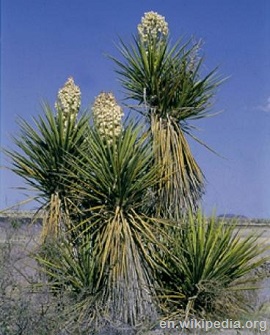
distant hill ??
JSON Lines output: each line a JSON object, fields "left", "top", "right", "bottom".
{"left": 217, "top": 214, "right": 249, "bottom": 219}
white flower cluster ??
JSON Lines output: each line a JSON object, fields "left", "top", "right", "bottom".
{"left": 55, "top": 77, "right": 81, "bottom": 126}
{"left": 188, "top": 40, "right": 202, "bottom": 73}
{"left": 138, "top": 11, "right": 168, "bottom": 43}
{"left": 92, "top": 92, "right": 123, "bottom": 143}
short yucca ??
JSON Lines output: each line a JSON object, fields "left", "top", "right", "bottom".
{"left": 159, "top": 212, "right": 269, "bottom": 319}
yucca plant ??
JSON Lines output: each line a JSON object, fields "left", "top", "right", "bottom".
{"left": 4, "top": 79, "right": 90, "bottom": 239}
{"left": 48, "top": 119, "right": 170, "bottom": 328}
{"left": 33, "top": 93, "right": 172, "bottom": 329}
{"left": 110, "top": 11, "right": 224, "bottom": 219}
{"left": 159, "top": 212, "right": 269, "bottom": 319}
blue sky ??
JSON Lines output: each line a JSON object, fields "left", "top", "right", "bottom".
{"left": 1, "top": 0, "right": 270, "bottom": 218}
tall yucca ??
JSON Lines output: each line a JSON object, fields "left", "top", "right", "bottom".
{"left": 110, "top": 12, "right": 224, "bottom": 219}
{"left": 4, "top": 103, "right": 90, "bottom": 239}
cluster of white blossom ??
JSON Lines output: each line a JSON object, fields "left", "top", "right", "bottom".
{"left": 137, "top": 11, "right": 168, "bottom": 43}
{"left": 188, "top": 40, "right": 203, "bottom": 74}
{"left": 55, "top": 77, "right": 81, "bottom": 128}
{"left": 92, "top": 92, "right": 123, "bottom": 143}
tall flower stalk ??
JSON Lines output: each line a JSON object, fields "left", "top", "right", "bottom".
{"left": 55, "top": 77, "right": 81, "bottom": 131}
{"left": 137, "top": 11, "right": 168, "bottom": 45}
